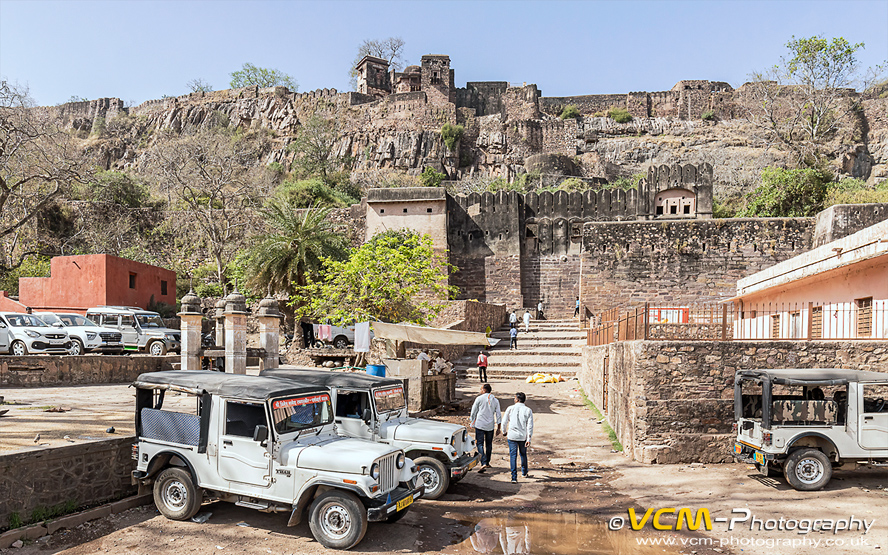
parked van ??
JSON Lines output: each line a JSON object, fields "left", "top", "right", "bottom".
{"left": 86, "top": 306, "right": 180, "bottom": 355}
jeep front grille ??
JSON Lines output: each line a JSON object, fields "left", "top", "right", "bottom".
{"left": 376, "top": 452, "right": 399, "bottom": 494}
{"left": 100, "top": 332, "right": 122, "bottom": 342}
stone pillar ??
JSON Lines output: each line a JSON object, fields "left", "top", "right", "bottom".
{"left": 223, "top": 289, "right": 248, "bottom": 375}
{"left": 214, "top": 298, "right": 226, "bottom": 347}
{"left": 177, "top": 290, "right": 203, "bottom": 371}
{"left": 256, "top": 296, "right": 283, "bottom": 371}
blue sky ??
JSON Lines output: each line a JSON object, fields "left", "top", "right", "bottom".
{"left": 1, "top": 0, "right": 886, "bottom": 107}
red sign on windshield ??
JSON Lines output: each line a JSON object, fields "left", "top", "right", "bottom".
{"left": 273, "top": 394, "right": 330, "bottom": 409}
{"left": 374, "top": 387, "right": 403, "bottom": 399}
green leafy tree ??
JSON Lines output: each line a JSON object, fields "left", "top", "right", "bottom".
{"left": 293, "top": 230, "right": 457, "bottom": 326}
{"left": 419, "top": 166, "right": 445, "bottom": 187}
{"left": 243, "top": 200, "right": 347, "bottom": 296}
{"left": 0, "top": 254, "right": 50, "bottom": 295}
{"left": 277, "top": 178, "right": 356, "bottom": 209}
{"left": 230, "top": 63, "right": 298, "bottom": 91}
{"left": 440, "top": 123, "right": 464, "bottom": 152}
{"left": 608, "top": 108, "right": 632, "bottom": 123}
{"left": 745, "top": 36, "right": 885, "bottom": 165}
{"left": 349, "top": 37, "right": 406, "bottom": 89}
{"left": 740, "top": 166, "right": 832, "bottom": 217}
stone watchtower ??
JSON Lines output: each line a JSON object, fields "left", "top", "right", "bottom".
{"left": 637, "top": 163, "right": 713, "bottom": 220}
{"left": 421, "top": 55, "right": 454, "bottom": 105}
{"left": 355, "top": 55, "right": 391, "bottom": 98}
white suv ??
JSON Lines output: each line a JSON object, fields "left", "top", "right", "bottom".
{"left": 86, "top": 306, "right": 180, "bottom": 355}
{"left": 35, "top": 312, "right": 124, "bottom": 355}
{"left": 0, "top": 312, "right": 72, "bottom": 355}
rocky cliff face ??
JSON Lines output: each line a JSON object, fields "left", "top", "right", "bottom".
{"left": 43, "top": 83, "right": 888, "bottom": 195}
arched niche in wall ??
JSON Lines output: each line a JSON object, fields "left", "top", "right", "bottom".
{"left": 654, "top": 187, "right": 696, "bottom": 217}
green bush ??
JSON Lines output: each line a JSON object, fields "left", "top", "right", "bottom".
{"left": 827, "top": 178, "right": 888, "bottom": 206}
{"left": 701, "top": 110, "right": 716, "bottom": 121}
{"left": 608, "top": 108, "right": 632, "bottom": 123}
{"left": 741, "top": 166, "right": 832, "bottom": 217}
{"left": 276, "top": 178, "right": 355, "bottom": 209}
{"left": 557, "top": 177, "right": 588, "bottom": 191}
{"left": 440, "top": 123, "right": 464, "bottom": 152}
{"left": 607, "top": 173, "right": 645, "bottom": 190}
{"left": 419, "top": 166, "right": 446, "bottom": 187}
{"left": 559, "top": 105, "right": 581, "bottom": 120}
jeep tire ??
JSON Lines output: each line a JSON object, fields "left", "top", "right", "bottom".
{"left": 784, "top": 448, "right": 832, "bottom": 491}
{"left": 415, "top": 457, "right": 449, "bottom": 500}
{"left": 148, "top": 341, "right": 167, "bottom": 356}
{"left": 153, "top": 467, "right": 202, "bottom": 520}
{"left": 308, "top": 490, "right": 367, "bottom": 550}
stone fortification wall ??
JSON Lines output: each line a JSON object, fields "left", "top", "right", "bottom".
{"left": 812, "top": 203, "right": 888, "bottom": 248}
{"left": 455, "top": 82, "right": 509, "bottom": 117}
{"left": 579, "top": 340, "right": 888, "bottom": 464}
{"left": 540, "top": 94, "right": 627, "bottom": 117}
{"left": 0, "top": 438, "right": 137, "bottom": 531}
{"left": 579, "top": 218, "right": 812, "bottom": 310}
{"left": 0, "top": 355, "right": 175, "bottom": 387}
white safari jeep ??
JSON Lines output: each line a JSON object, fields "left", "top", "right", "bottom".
{"left": 732, "top": 369, "right": 888, "bottom": 491}
{"left": 132, "top": 371, "right": 422, "bottom": 550}
{"left": 261, "top": 368, "right": 478, "bottom": 499}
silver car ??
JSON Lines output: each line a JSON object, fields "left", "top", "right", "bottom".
{"left": 0, "top": 312, "right": 71, "bottom": 355}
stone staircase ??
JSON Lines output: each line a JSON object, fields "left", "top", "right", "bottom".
{"left": 454, "top": 319, "right": 586, "bottom": 380}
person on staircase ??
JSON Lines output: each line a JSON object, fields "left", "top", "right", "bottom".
{"left": 477, "top": 351, "right": 489, "bottom": 381}
{"left": 509, "top": 326, "right": 519, "bottom": 350}
{"left": 523, "top": 310, "right": 531, "bottom": 333}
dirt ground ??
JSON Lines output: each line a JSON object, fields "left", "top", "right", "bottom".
{"left": 1, "top": 377, "right": 886, "bottom": 555}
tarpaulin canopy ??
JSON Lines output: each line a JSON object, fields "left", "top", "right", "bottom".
{"left": 371, "top": 321, "right": 498, "bottom": 347}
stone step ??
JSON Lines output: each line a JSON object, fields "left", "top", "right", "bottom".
{"left": 457, "top": 368, "right": 578, "bottom": 380}
{"left": 456, "top": 350, "right": 580, "bottom": 362}
{"left": 491, "top": 332, "right": 587, "bottom": 340}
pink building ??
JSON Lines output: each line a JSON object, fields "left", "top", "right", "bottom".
{"left": 0, "top": 254, "right": 176, "bottom": 315}
{"left": 732, "top": 218, "right": 888, "bottom": 340}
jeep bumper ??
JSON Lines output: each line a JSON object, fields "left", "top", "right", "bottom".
{"left": 450, "top": 453, "right": 479, "bottom": 479}
{"left": 732, "top": 441, "right": 776, "bottom": 464}
{"left": 366, "top": 484, "right": 423, "bottom": 522}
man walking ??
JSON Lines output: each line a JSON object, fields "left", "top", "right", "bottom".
{"left": 470, "top": 384, "right": 501, "bottom": 472}
{"left": 522, "top": 310, "right": 531, "bottom": 332}
{"left": 477, "top": 351, "right": 489, "bottom": 381}
{"left": 509, "top": 310, "right": 517, "bottom": 329}
{"left": 574, "top": 296, "right": 580, "bottom": 317}
{"left": 509, "top": 326, "right": 518, "bottom": 350}
{"left": 502, "top": 392, "right": 534, "bottom": 483}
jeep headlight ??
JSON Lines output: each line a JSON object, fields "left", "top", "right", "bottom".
{"left": 164, "top": 334, "right": 176, "bottom": 341}
{"left": 370, "top": 463, "right": 379, "bottom": 481}
{"left": 451, "top": 435, "right": 456, "bottom": 447}
{"left": 396, "top": 453, "right": 406, "bottom": 469}
{"left": 24, "top": 330, "right": 40, "bottom": 338}
{"left": 86, "top": 332, "right": 97, "bottom": 340}
{"left": 462, "top": 429, "right": 468, "bottom": 443}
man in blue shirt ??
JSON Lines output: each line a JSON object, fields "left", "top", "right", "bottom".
{"left": 509, "top": 326, "right": 518, "bottom": 350}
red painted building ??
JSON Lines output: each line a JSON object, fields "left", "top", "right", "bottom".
{"left": 3, "top": 254, "right": 176, "bottom": 315}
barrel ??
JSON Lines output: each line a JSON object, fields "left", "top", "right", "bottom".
{"left": 366, "top": 364, "right": 386, "bottom": 377}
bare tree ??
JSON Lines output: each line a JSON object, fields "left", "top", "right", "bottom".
{"left": 142, "top": 126, "right": 267, "bottom": 290}
{"left": 349, "top": 37, "right": 406, "bottom": 89}
{"left": 186, "top": 78, "right": 213, "bottom": 93}
{"left": 742, "top": 36, "right": 885, "bottom": 165}
{"left": 0, "top": 80, "right": 94, "bottom": 272}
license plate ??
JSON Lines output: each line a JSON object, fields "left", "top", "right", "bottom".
{"left": 106, "top": 342, "right": 121, "bottom": 346}
{"left": 467, "top": 458, "right": 479, "bottom": 471}
{"left": 733, "top": 443, "right": 743, "bottom": 455}
{"left": 396, "top": 495, "right": 413, "bottom": 511}
{"left": 50, "top": 340, "right": 64, "bottom": 345}
{"left": 753, "top": 451, "right": 765, "bottom": 464}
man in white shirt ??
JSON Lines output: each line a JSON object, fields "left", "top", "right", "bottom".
{"left": 509, "top": 310, "right": 518, "bottom": 329}
{"left": 501, "top": 391, "right": 534, "bottom": 483}
{"left": 470, "top": 384, "right": 501, "bottom": 472}
{"left": 417, "top": 349, "right": 430, "bottom": 361}
{"left": 522, "top": 310, "right": 531, "bottom": 332}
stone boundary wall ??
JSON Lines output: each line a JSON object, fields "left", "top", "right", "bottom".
{"left": 579, "top": 340, "right": 888, "bottom": 464}
{"left": 0, "top": 437, "right": 136, "bottom": 530}
{"left": 0, "top": 355, "right": 176, "bottom": 387}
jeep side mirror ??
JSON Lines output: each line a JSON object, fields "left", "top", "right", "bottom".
{"left": 362, "top": 408, "right": 372, "bottom": 424}
{"left": 253, "top": 424, "right": 268, "bottom": 443}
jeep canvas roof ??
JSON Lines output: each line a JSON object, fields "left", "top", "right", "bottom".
{"left": 736, "top": 368, "right": 888, "bottom": 386}
{"left": 134, "top": 370, "right": 327, "bottom": 402}
{"left": 261, "top": 368, "right": 404, "bottom": 389}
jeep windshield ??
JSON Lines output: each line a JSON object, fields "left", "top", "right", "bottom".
{"left": 270, "top": 393, "right": 333, "bottom": 434}
{"left": 136, "top": 314, "right": 165, "bottom": 328}
{"left": 374, "top": 386, "right": 406, "bottom": 413}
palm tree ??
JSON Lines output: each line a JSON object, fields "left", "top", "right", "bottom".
{"left": 244, "top": 199, "right": 348, "bottom": 346}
